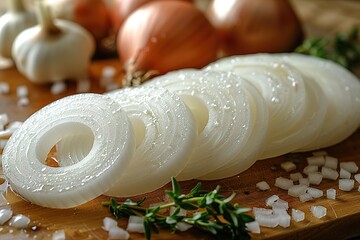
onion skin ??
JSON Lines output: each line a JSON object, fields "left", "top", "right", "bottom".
{"left": 109, "top": 0, "right": 193, "bottom": 35}
{"left": 207, "top": 0, "right": 304, "bottom": 55}
{"left": 117, "top": 0, "right": 219, "bottom": 84}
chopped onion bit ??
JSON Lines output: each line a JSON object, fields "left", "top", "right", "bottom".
{"left": 290, "top": 172, "right": 303, "bottom": 182}
{"left": 256, "top": 181, "right": 270, "bottom": 191}
{"left": 0, "top": 82, "right": 10, "bottom": 94}
{"left": 277, "top": 213, "right": 291, "bottom": 228}
{"left": 281, "top": 161, "right": 297, "bottom": 172}
{"left": 291, "top": 208, "right": 305, "bottom": 222}
{"left": 126, "top": 216, "right": 145, "bottom": 233}
{"left": 245, "top": 221, "right": 261, "bottom": 234}
{"left": 265, "top": 195, "right": 279, "bottom": 207}
{"left": 340, "top": 168, "right": 351, "bottom": 179}
{"left": 312, "top": 151, "right": 328, "bottom": 157}
{"left": 52, "top": 230, "right": 66, "bottom": 240}
{"left": 51, "top": 81, "right": 67, "bottom": 95}
{"left": 16, "top": 85, "right": 28, "bottom": 98}
{"left": 340, "top": 162, "right": 359, "bottom": 173}
{"left": 303, "top": 165, "right": 318, "bottom": 175}
{"left": 354, "top": 173, "right": 360, "bottom": 183}
{"left": 0, "top": 208, "right": 12, "bottom": 225}
{"left": 175, "top": 222, "right": 193, "bottom": 232}
{"left": 108, "top": 226, "right": 130, "bottom": 240}
{"left": 339, "top": 179, "right": 354, "bottom": 191}
{"left": 272, "top": 199, "right": 289, "bottom": 210}
{"left": 324, "top": 156, "right": 338, "bottom": 170}
{"left": 307, "top": 156, "right": 325, "bottom": 166}
{"left": 253, "top": 207, "right": 273, "bottom": 216}
{"left": 288, "top": 185, "right": 307, "bottom": 197}
{"left": 308, "top": 172, "right": 323, "bottom": 185}
{"left": 299, "top": 193, "right": 313, "bottom": 203}
{"left": 326, "top": 188, "right": 336, "bottom": 200}
{"left": 103, "top": 217, "right": 118, "bottom": 231}
{"left": 310, "top": 206, "right": 327, "bottom": 219}
{"left": 306, "top": 187, "right": 323, "bottom": 198}
{"left": 17, "top": 97, "right": 29, "bottom": 107}
{"left": 8, "top": 214, "right": 30, "bottom": 228}
{"left": 321, "top": 166, "right": 339, "bottom": 180}
{"left": 274, "top": 177, "right": 294, "bottom": 190}
{"left": 299, "top": 178, "right": 310, "bottom": 186}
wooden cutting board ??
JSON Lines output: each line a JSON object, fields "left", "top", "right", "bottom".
{"left": 1, "top": 0, "right": 360, "bottom": 239}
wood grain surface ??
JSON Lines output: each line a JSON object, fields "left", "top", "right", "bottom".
{"left": 1, "top": 1, "right": 360, "bottom": 239}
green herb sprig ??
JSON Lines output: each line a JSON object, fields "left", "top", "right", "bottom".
{"left": 102, "top": 177, "right": 254, "bottom": 240}
{"left": 295, "top": 27, "right": 360, "bottom": 70}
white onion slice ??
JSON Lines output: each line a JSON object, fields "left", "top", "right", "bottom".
{"left": 8, "top": 214, "right": 30, "bottom": 228}
{"left": 2, "top": 94, "right": 136, "bottom": 208}
{"left": 104, "top": 87, "right": 197, "bottom": 196}
{"left": 147, "top": 70, "right": 255, "bottom": 180}
{"left": 276, "top": 53, "right": 360, "bottom": 150}
{"left": 198, "top": 77, "right": 268, "bottom": 180}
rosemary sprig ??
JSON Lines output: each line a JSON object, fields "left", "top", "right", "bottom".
{"left": 102, "top": 177, "right": 254, "bottom": 240}
{"left": 295, "top": 27, "right": 360, "bottom": 70}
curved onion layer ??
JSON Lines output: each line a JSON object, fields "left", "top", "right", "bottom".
{"left": 205, "top": 54, "right": 310, "bottom": 158}
{"left": 277, "top": 53, "right": 360, "bottom": 150}
{"left": 198, "top": 78, "right": 269, "bottom": 180}
{"left": 147, "top": 70, "right": 254, "bottom": 180}
{"left": 104, "top": 87, "right": 197, "bottom": 196}
{"left": 2, "top": 94, "right": 136, "bottom": 208}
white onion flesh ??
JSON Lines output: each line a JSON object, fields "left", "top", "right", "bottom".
{"left": 8, "top": 214, "right": 30, "bottom": 229}
{"left": 2, "top": 94, "right": 136, "bottom": 208}
{"left": 147, "top": 70, "right": 258, "bottom": 180}
{"left": 104, "top": 87, "right": 197, "bottom": 196}
{"left": 0, "top": 208, "right": 12, "bottom": 225}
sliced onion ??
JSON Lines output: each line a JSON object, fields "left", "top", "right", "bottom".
{"left": 0, "top": 208, "right": 12, "bottom": 225}
{"left": 2, "top": 94, "right": 136, "bottom": 208}
{"left": 147, "top": 70, "right": 255, "bottom": 180}
{"left": 104, "top": 87, "right": 197, "bottom": 196}
{"left": 8, "top": 214, "right": 30, "bottom": 229}
{"left": 276, "top": 53, "right": 360, "bottom": 150}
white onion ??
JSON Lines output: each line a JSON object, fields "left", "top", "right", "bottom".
{"left": 299, "top": 178, "right": 310, "bottom": 186}
{"left": 321, "top": 166, "right": 339, "bottom": 180}
{"left": 103, "top": 217, "right": 118, "bottom": 231}
{"left": 2, "top": 94, "right": 136, "bottom": 208}
{"left": 354, "top": 173, "right": 360, "bottom": 183}
{"left": 0, "top": 208, "right": 12, "bottom": 225}
{"left": 0, "top": 113, "right": 9, "bottom": 127}
{"left": 312, "top": 150, "right": 328, "bottom": 157}
{"left": 277, "top": 54, "right": 360, "bottom": 150}
{"left": 308, "top": 172, "right": 323, "bottom": 185}
{"left": 288, "top": 185, "right": 307, "bottom": 197}
{"left": 51, "top": 81, "right": 67, "bottom": 95}
{"left": 277, "top": 213, "right": 291, "bottom": 228}
{"left": 303, "top": 165, "right": 318, "bottom": 175}
{"left": 274, "top": 177, "right": 293, "bottom": 190}
{"left": 339, "top": 179, "right": 354, "bottom": 191}
{"left": 289, "top": 172, "right": 303, "bottom": 182}
{"left": 310, "top": 206, "right": 327, "bottom": 219}
{"left": 52, "top": 230, "right": 66, "bottom": 240}
{"left": 326, "top": 188, "right": 336, "bottom": 200}
{"left": 0, "top": 82, "right": 10, "bottom": 94}
{"left": 147, "top": 70, "right": 258, "bottom": 180}
{"left": 339, "top": 161, "right": 359, "bottom": 173}
{"left": 280, "top": 161, "right": 297, "bottom": 172}
{"left": 126, "top": 216, "right": 145, "bottom": 233}
{"left": 175, "top": 222, "right": 193, "bottom": 232}
{"left": 265, "top": 195, "right": 279, "bottom": 207}
{"left": 8, "top": 214, "right": 30, "bottom": 228}
{"left": 272, "top": 199, "right": 289, "bottom": 210}
{"left": 306, "top": 187, "right": 323, "bottom": 198}
{"left": 104, "top": 87, "right": 197, "bottom": 196}
{"left": 256, "top": 181, "right": 270, "bottom": 191}
{"left": 299, "top": 193, "right": 313, "bottom": 203}
{"left": 307, "top": 156, "right": 325, "bottom": 166}
{"left": 324, "top": 156, "right": 338, "bottom": 170}
{"left": 339, "top": 168, "right": 351, "bottom": 179}
{"left": 16, "top": 85, "right": 28, "bottom": 98}
{"left": 108, "top": 226, "right": 130, "bottom": 240}
{"left": 291, "top": 209, "right": 305, "bottom": 222}
{"left": 255, "top": 214, "right": 279, "bottom": 228}
{"left": 245, "top": 221, "right": 261, "bottom": 234}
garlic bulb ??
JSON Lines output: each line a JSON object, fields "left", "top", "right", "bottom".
{"left": 0, "top": 0, "right": 36, "bottom": 59}
{"left": 12, "top": 3, "right": 95, "bottom": 84}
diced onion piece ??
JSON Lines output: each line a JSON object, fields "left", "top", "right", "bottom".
{"left": 324, "top": 156, "right": 338, "bottom": 170}
{"left": 16, "top": 85, "right": 28, "bottom": 98}
{"left": 0, "top": 113, "right": 9, "bottom": 127}
{"left": 108, "top": 226, "right": 130, "bottom": 240}
{"left": 2, "top": 94, "right": 136, "bottom": 208}
{"left": 306, "top": 156, "right": 325, "bottom": 166}
{"left": 299, "top": 193, "right": 313, "bottom": 203}
{"left": 281, "top": 161, "right": 297, "bottom": 172}
{"left": 175, "top": 222, "right": 193, "bottom": 232}
{"left": 0, "top": 208, "right": 12, "bottom": 225}
{"left": 290, "top": 172, "right": 303, "bottom": 182}
{"left": 51, "top": 81, "right": 67, "bottom": 95}
{"left": 326, "top": 188, "right": 336, "bottom": 200}
{"left": 299, "top": 178, "right": 310, "bottom": 186}
{"left": 0, "top": 82, "right": 10, "bottom": 94}
{"left": 277, "top": 213, "right": 291, "bottom": 228}
{"left": 291, "top": 209, "right": 305, "bottom": 222}
{"left": 8, "top": 214, "right": 30, "bottom": 228}
{"left": 354, "top": 173, "right": 360, "bottom": 183}
{"left": 170, "top": 207, "right": 187, "bottom": 217}
{"left": 303, "top": 165, "right": 318, "bottom": 175}
{"left": 274, "top": 177, "right": 294, "bottom": 190}
{"left": 17, "top": 97, "right": 29, "bottom": 107}
{"left": 312, "top": 150, "right": 328, "bottom": 157}
{"left": 310, "top": 206, "right": 327, "bottom": 219}
{"left": 308, "top": 172, "right": 323, "bottom": 185}
{"left": 105, "top": 87, "right": 197, "bottom": 197}
{"left": 321, "top": 166, "right": 339, "bottom": 180}
{"left": 288, "top": 185, "right": 307, "bottom": 197}
{"left": 253, "top": 207, "right": 273, "bottom": 216}
{"left": 52, "top": 230, "right": 66, "bottom": 240}
{"left": 272, "top": 199, "right": 289, "bottom": 210}
{"left": 339, "top": 179, "right": 354, "bottom": 191}
{"left": 256, "top": 181, "right": 270, "bottom": 191}
{"left": 340, "top": 162, "right": 359, "bottom": 173}
{"left": 255, "top": 214, "right": 279, "bottom": 228}
{"left": 103, "top": 217, "right": 118, "bottom": 231}
{"left": 245, "top": 221, "right": 261, "bottom": 234}
{"left": 306, "top": 187, "right": 323, "bottom": 198}
{"left": 265, "top": 195, "right": 279, "bottom": 207}
{"left": 127, "top": 216, "right": 145, "bottom": 233}
{"left": 340, "top": 168, "right": 351, "bottom": 179}
{"left": 147, "top": 70, "right": 257, "bottom": 180}
{"left": 272, "top": 208, "right": 288, "bottom": 216}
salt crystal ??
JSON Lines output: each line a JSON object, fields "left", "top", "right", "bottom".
{"left": 321, "top": 166, "right": 339, "bottom": 180}
{"left": 265, "top": 195, "right": 279, "bottom": 207}
{"left": 0, "top": 82, "right": 10, "bottom": 94}
{"left": 308, "top": 172, "right": 323, "bottom": 185}
{"left": 256, "top": 181, "right": 270, "bottom": 191}
{"left": 274, "top": 177, "right": 294, "bottom": 190}
{"left": 291, "top": 209, "right": 305, "bottom": 222}
{"left": 245, "top": 221, "right": 261, "bottom": 234}
{"left": 299, "top": 193, "right": 313, "bottom": 203}
{"left": 51, "top": 82, "right": 67, "bottom": 95}
{"left": 326, "top": 188, "right": 336, "bottom": 200}
{"left": 17, "top": 97, "right": 29, "bottom": 106}
{"left": 281, "top": 161, "right": 297, "bottom": 172}
{"left": 311, "top": 205, "right": 327, "bottom": 219}
{"left": 339, "top": 179, "right": 354, "bottom": 191}
{"left": 324, "top": 156, "right": 338, "bottom": 169}
{"left": 340, "top": 162, "right": 358, "bottom": 173}
{"left": 288, "top": 185, "right": 307, "bottom": 197}
{"left": 307, "top": 156, "right": 325, "bottom": 166}
{"left": 340, "top": 168, "right": 351, "bottom": 179}
{"left": 303, "top": 165, "right": 318, "bottom": 175}
{"left": 306, "top": 187, "right": 323, "bottom": 198}
{"left": 16, "top": 85, "right": 28, "bottom": 98}
{"left": 290, "top": 172, "right": 303, "bottom": 182}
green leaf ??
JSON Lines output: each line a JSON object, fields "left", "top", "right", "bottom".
{"left": 188, "top": 182, "right": 202, "bottom": 197}
{"left": 171, "top": 177, "right": 181, "bottom": 197}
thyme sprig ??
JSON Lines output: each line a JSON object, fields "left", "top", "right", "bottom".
{"left": 102, "top": 177, "right": 254, "bottom": 240}
{"left": 295, "top": 27, "right": 360, "bottom": 70}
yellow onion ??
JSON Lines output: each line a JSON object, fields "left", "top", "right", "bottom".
{"left": 207, "top": 0, "right": 303, "bottom": 56}
{"left": 117, "top": 0, "right": 219, "bottom": 85}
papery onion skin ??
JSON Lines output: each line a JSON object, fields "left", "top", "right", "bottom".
{"left": 109, "top": 0, "right": 193, "bottom": 35}
{"left": 118, "top": 0, "right": 219, "bottom": 84}
{"left": 207, "top": 0, "right": 303, "bottom": 56}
